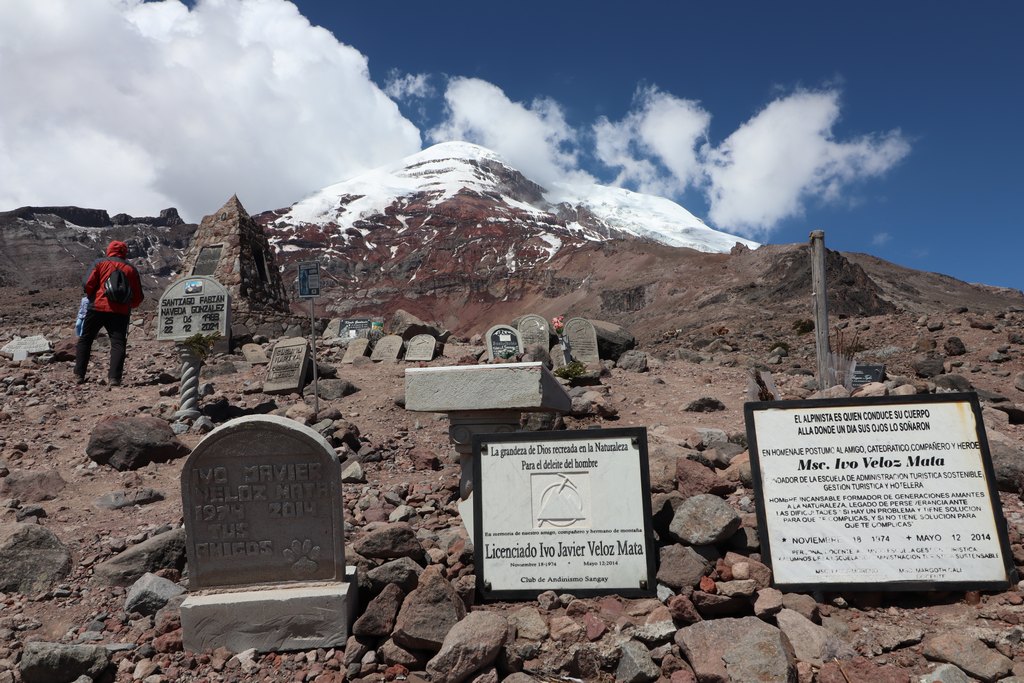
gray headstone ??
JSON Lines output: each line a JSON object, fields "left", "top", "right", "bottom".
{"left": 370, "top": 335, "right": 403, "bottom": 362}
{"left": 486, "top": 325, "right": 523, "bottom": 361}
{"left": 241, "top": 343, "right": 269, "bottom": 365}
{"left": 405, "top": 334, "right": 436, "bottom": 362}
{"left": 263, "top": 338, "right": 310, "bottom": 394}
{"left": 341, "top": 338, "right": 369, "bottom": 364}
{"left": 156, "top": 276, "right": 231, "bottom": 341}
{"left": 517, "top": 315, "right": 550, "bottom": 349}
{"left": 181, "top": 415, "right": 345, "bottom": 589}
{"left": 1, "top": 335, "right": 51, "bottom": 358}
{"left": 564, "top": 317, "right": 599, "bottom": 365}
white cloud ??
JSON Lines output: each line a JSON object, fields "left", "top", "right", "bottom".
{"left": 0, "top": 0, "right": 421, "bottom": 220}
{"left": 428, "top": 77, "right": 593, "bottom": 188}
{"left": 701, "top": 90, "right": 910, "bottom": 237}
{"left": 384, "top": 70, "right": 434, "bottom": 100}
{"left": 872, "top": 232, "right": 892, "bottom": 246}
{"left": 594, "top": 86, "right": 710, "bottom": 196}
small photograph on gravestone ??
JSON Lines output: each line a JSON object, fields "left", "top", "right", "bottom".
{"left": 486, "top": 324, "right": 523, "bottom": 361}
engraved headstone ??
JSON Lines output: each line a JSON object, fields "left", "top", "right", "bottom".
{"left": 517, "top": 314, "right": 550, "bottom": 349}
{"left": 191, "top": 245, "right": 223, "bottom": 277}
{"left": 181, "top": 415, "right": 345, "bottom": 588}
{"left": 156, "top": 276, "right": 231, "bottom": 341}
{"left": 564, "top": 317, "right": 599, "bottom": 365}
{"left": 486, "top": 325, "right": 523, "bottom": 361}
{"left": 341, "top": 319, "right": 373, "bottom": 338}
{"left": 851, "top": 363, "right": 886, "bottom": 388}
{"left": 179, "top": 415, "right": 355, "bottom": 653}
{"left": 1, "top": 335, "right": 51, "bottom": 358}
{"left": 263, "top": 338, "right": 311, "bottom": 394}
{"left": 341, "top": 338, "right": 369, "bottom": 364}
{"left": 405, "top": 334, "right": 437, "bottom": 362}
{"left": 370, "top": 334, "right": 403, "bottom": 362}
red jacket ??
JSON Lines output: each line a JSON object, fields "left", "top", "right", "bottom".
{"left": 83, "top": 242, "right": 144, "bottom": 314}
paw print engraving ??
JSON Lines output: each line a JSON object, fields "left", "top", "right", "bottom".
{"left": 282, "top": 538, "right": 321, "bottom": 577}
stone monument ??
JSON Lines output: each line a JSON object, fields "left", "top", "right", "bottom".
{"left": 564, "top": 317, "right": 600, "bottom": 365}
{"left": 404, "top": 334, "right": 437, "bottom": 362}
{"left": 179, "top": 415, "right": 355, "bottom": 653}
{"left": 517, "top": 314, "right": 550, "bottom": 350}
{"left": 341, "top": 338, "right": 370, "bottom": 364}
{"left": 370, "top": 334, "right": 403, "bottom": 362}
{"left": 263, "top": 338, "right": 311, "bottom": 394}
{"left": 486, "top": 325, "right": 523, "bottom": 361}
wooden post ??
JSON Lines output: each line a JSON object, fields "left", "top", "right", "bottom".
{"left": 809, "top": 230, "right": 830, "bottom": 390}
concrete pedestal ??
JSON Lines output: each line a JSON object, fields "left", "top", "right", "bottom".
{"left": 181, "top": 573, "right": 356, "bottom": 653}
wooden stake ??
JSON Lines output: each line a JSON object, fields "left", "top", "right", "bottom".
{"left": 810, "top": 230, "right": 830, "bottom": 390}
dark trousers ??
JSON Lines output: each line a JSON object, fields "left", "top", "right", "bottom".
{"left": 75, "top": 310, "right": 130, "bottom": 381}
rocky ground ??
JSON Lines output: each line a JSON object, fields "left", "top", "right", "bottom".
{"left": 3, "top": 298, "right": 1024, "bottom": 683}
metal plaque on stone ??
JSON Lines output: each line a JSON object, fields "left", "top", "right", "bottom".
{"left": 156, "top": 276, "right": 231, "bottom": 341}
{"left": 486, "top": 325, "right": 523, "bottom": 361}
{"left": 181, "top": 415, "right": 345, "bottom": 589}
{"left": 564, "top": 317, "right": 599, "bottom": 365}
{"left": 472, "top": 427, "right": 655, "bottom": 599}
{"left": 370, "top": 334, "right": 403, "bottom": 362}
{"left": 341, "top": 338, "right": 369, "bottom": 364}
{"left": 341, "top": 319, "right": 373, "bottom": 338}
{"left": 745, "top": 393, "right": 1015, "bottom": 592}
{"left": 517, "top": 314, "right": 550, "bottom": 350}
{"left": 190, "top": 245, "right": 223, "bottom": 277}
{"left": 405, "top": 334, "right": 437, "bottom": 362}
{"left": 852, "top": 363, "right": 886, "bottom": 388}
{"left": 263, "top": 338, "right": 311, "bottom": 394}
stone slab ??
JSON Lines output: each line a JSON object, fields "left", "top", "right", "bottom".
{"left": 405, "top": 334, "right": 436, "bottom": 362}
{"left": 263, "top": 338, "right": 310, "bottom": 394}
{"left": 180, "top": 574, "right": 356, "bottom": 653}
{"left": 564, "top": 317, "right": 599, "bottom": 365}
{"left": 341, "top": 338, "right": 369, "bottom": 364}
{"left": 405, "top": 362, "right": 570, "bottom": 413}
{"left": 370, "top": 334, "right": 403, "bottom": 362}
{"left": 1, "top": 335, "right": 51, "bottom": 358}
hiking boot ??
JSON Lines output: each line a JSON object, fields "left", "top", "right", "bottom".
{"left": 75, "top": 375, "right": 86, "bottom": 385}
{"left": 109, "top": 378, "right": 121, "bottom": 387}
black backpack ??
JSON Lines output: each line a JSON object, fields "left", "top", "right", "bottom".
{"left": 103, "top": 263, "right": 133, "bottom": 305}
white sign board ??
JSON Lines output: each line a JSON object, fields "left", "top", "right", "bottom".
{"left": 472, "top": 428, "right": 655, "bottom": 599}
{"left": 156, "top": 277, "right": 230, "bottom": 342}
{"left": 298, "top": 261, "right": 320, "bottom": 298}
{"left": 746, "top": 393, "right": 1014, "bottom": 591}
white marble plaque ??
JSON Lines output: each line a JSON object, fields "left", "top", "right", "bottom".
{"left": 157, "top": 277, "right": 231, "bottom": 341}
{"left": 517, "top": 314, "right": 550, "bottom": 349}
{"left": 746, "top": 394, "right": 1013, "bottom": 591}
{"left": 473, "top": 428, "right": 655, "bottom": 598}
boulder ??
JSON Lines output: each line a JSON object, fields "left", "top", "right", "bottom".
{"left": 912, "top": 354, "right": 946, "bottom": 378}
{"left": 19, "top": 642, "right": 110, "bottom": 683}
{"left": 86, "top": 416, "right": 190, "bottom": 471}
{"left": 352, "top": 523, "right": 425, "bottom": 562}
{"left": 775, "top": 608, "right": 855, "bottom": 666}
{"left": 617, "top": 350, "right": 649, "bottom": 373}
{"left": 0, "top": 523, "right": 72, "bottom": 594}
{"left": 387, "top": 309, "right": 450, "bottom": 342}
{"left": 656, "top": 544, "right": 710, "bottom": 590}
{"left": 591, "top": 319, "right": 636, "bottom": 361}
{"left": 922, "top": 632, "right": 1013, "bottom": 682}
{"left": 92, "top": 528, "right": 187, "bottom": 586}
{"left": 615, "top": 639, "right": 659, "bottom": 683}
{"left": 317, "top": 378, "right": 359, "bottom": 400}
{"left": 125, "top": 572, "right": 185, "bottom": 616}
{"left": 353, "top": 583, "right": 405, "bottom": 638}
{"left": 676, "top": 617, "right": 795, "bottom": 682}
{"left": 0, "top": 468, "right": 66, "bottom": 502}
{"left": 426, "top": 611, "right": 508, "bottom": 683}
{"left": 668, "top": 494, "right": 741, "bottom": 545}
{"left": 393, "top": 565, "right": 466, "bottom": 651}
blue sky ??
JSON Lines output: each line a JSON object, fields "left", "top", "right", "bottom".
{"left": 1, "top": 1, "right": 1020, "bottom": 289}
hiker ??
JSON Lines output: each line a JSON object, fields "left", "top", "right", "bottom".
{"left": 74, "top": 240, "right": 144, "bottom": 386}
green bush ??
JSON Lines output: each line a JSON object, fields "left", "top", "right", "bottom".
{"left": 554, "top": 360, "right": 588, "bottom": 380}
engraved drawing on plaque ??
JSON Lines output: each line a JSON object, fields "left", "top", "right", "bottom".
{"left": 532, "top": 472, "right": 591, "bottom": 529}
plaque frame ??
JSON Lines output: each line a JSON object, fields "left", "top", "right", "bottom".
{"left": 472, "top": 427, "right": 656, "bottom": 601}
{"left": 745, "top": 392, "right": 1015, "bottom": 593}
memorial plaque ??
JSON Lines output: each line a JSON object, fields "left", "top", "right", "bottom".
{"left": 473, "top": 427, "right": 655, "bottom": 599}
{"left": 564, "top": 317, "right": 599, "bottom": 365}
{"left": 341, "top": 338, "right": 369, "bottom": 364}
{"left": 156, "top": 276, "right": 231, "bottom": 341}
{"left": 852, "top": 363, "right": 886, "bottom": 388}
{"left": 181, "top": 415, "right": 345, "bottom": 589}
{"left": 191, "top": 245, "right": 223, "bottom": 277}
{"left": 263, "top": 338, "right": 311, "bottom": 394}
{"left": 342, "top": 319, "right": 373, "bottom": 338}
{"left": 746, "top": 393, "right": 1015, "bottom": 592}
{"left": 517, "top": 314, "right": 550, "bottom": 349}
{"left": 370, "top": 334, "right": 403, "bottom": 362}
{"left": 486, "top": 325, "right": 523, "bottom": 361}
{"left": 405, "top": 334, "right": 437, "bottom": 362}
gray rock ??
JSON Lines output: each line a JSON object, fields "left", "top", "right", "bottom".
{"left": 919, "top": 663, "right": 972, "bottom": 682}
{"left": 352, "top": 583, "right": 404, "bottom": 637}
{"left": 0, "top": 469, "right": 66, "bottom": 503}
{"left": 781, "top": 592, "right": 820, "bottom": 623}
{"left": 19, "top": 642, "right": 109, "bottom": 683}
{"left": 387, "top": 309, "right": 450, "bottom": 342}
{"left": 0, "top": 523, "right": 72, "bottom": 594}
{"left": 352, "top": 523, "right": 424, "bottom": 561}
{"left": 125, "top": 572, "right": 184, "bottom": 616}
{"left": 775, "top": 608, "right": 854, "bottom": 666}
{"left": 92, "top": 528, "right": 187, "bottom": 586}
{"left": 615, "top": 639, "right": 659, "bottom": 683}
{"left": 591, "top": 319, "right": 636, "bottom": 361}
{"left": 753, "top": 587, "right": 784, "bottom": 617}
{"left": 317, "top": 378, "right": 359, "bottom": 400}
{"left": 366, "top": 556, "right": 423, "bottom": 593}
{"left": 684, "top": 397, "right": 726, "bottom": 412}
{"left": 668, "top": 494, "right": 741, "bottom": 545}
{"left": 508, "top": 606, "right": 548, "bottom": 641}
{"left": 426, "top": 611, "right": 508, "bottom": 683}
{"left": 85, "top": 416, "right": 190, "bottom": 471}
{"left": 676, "top": 617, "right": 795, "bottom": 682}
{"left": 656, "top": 544, "right": 710, "bottom": 590}
{"left": 912, "top": 354, "right": 946, "bottom": 378}
{"left": 393, "top": 565, "right": 466, "bottom": 651}
{"left": 933, "top": 374, "right": 973, "bottom": 392}
{"left": 944, "top": 337, "right": 967, "bottom": 356}
{"left": 341, "top": 461, "right": 365, "bottom": 484}
{"left": 922, "top": 632, "right": 1013, "bottom": 682}
{"left": 1015, "top": 372, "right": 1024, "bottom": 392}
{"left": 95, "top": 488, "right": 164, "bottom": 510}
{"left": 617, "top": 350, "right": 649, "bottom": 373}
